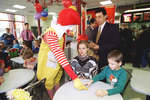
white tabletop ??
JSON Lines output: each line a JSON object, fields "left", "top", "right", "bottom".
{"left": 10, "top": 54, "right": 38, "bottom": 64}
{"left": 10, "top": 56, "right": 24, "bottom": 64}
{"left": 0, "top": 69, "right": 35, "bottom": 93}
{"left": 130, "top": 69, "right": 150, "bottom": 96}
{"left": 53, "top": 80, "right": 123, "bottom": 100}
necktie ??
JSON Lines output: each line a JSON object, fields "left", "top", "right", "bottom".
{"left": 26, "top": 31, "right": 29, "bottom": 40}
{"left": 96, "top": 26, "right": 101, "bottom": 44}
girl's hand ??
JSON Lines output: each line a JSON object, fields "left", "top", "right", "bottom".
{"left": 84, "top": 80, "right": 93, "bottom": 87}
{"left": 96, "top": 90, "right": 108, "bottom": 97}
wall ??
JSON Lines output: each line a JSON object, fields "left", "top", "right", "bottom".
{"left": 26, "top": 15, "right": 52, "bottom": 35}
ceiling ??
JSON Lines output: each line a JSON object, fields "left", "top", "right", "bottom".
{"left": 0, "top": 0, "right": 149, "bottom": 16}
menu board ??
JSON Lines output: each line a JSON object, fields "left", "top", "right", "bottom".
{"left": 133, "top": 12, "right": 143, "bottom": 22}
{"left": 122, "top": 13, "right": 132, "bottom": 23}
{"left": 144, "top": 12, "right": 150, "bottom": 21}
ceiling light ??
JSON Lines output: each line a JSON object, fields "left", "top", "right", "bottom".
{"left": 48, "top": 12, "right": 57, "bottom": 15}
{"left": 5, "top": 9, "right": 17, "bottom": 12}
{"left": 13, "top": 5, "right": 26, "bottom": 9}
{"left": 100, "top": 0, "right": 112, "bottom": 5}
{"left": 124, "top": 8, "right": 150, "bottom": 13}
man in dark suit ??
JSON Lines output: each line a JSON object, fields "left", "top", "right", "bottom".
{"left": 89, "top": 8, "right": 120, "bottom": 71}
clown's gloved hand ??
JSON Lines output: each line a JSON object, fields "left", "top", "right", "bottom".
{"left": 73, "top": 78, "right": 88, "bottom": 90}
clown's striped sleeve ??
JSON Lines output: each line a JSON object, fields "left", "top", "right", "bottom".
{"left": 44, "top": 30, "right": 77, "bottom": 80}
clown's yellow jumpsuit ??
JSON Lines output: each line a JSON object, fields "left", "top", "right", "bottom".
{"left": 37, "top": 27, "right": 87, "bottom": 90}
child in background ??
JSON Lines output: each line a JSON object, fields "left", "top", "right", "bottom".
{"left": 32, "top": 40, "right": 40, "bottom": 54}
{"left": 71, "top": 40, "right": 98, "bottom": 79}
{"left": 0, "top": 42, "right": 6, "bottom": 53}
{"left": 0, "top": 60, "right": 5, "bottom": 76}
{"left": 12, "top": 39, "right": 22, "bottom": 50}
{"left": 0, "top": 43, "right": 11, "bottom": 71}
{"left": 0, "top": 60, "right": 5, "bottom": 85}
{"left": 20, "top": 41, "right": 31, "bottom": 56}
{"left": 85, "top": 50, "right": 127, "bottom": 97}
{"left": 22, "top": 49, "right": 37, "bottom": 69}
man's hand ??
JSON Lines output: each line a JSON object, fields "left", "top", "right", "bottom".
{"left": 73, "top": 78, "right": 88, "bottom": 90}
{"left": 89, "top": 42, "right": 99, "bottom": 50}
{"left": 96, "top": 89, "right": 108, "bottom": 97}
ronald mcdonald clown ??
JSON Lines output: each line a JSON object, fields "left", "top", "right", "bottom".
{"left": 37, "top": 1, "right": 87, "bottom": 99}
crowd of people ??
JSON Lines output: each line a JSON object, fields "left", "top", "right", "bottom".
{"left": 0, "top": 23, "right": 40, "bottom": 86}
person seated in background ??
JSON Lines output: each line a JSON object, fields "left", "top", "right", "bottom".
{"left": 0, "top": 59, "right": 10, "bottom": 85}
{"left": 12, "top": 39, "right": 22, "bottom": 50}
{"left": 20, "top": 41, "right": 31, "bottom": 56}
{"left": 85, "top": 50, "right": 127, "bottom": 97}
{"left": 32, "top": 40, "right": 40, "bottom": 54}
{"left": 0, "top": 60, "right": 5, "bottom": 76}
{"left": 71, "top": 40, "right": 98, "bottom": 79}
{"left": 1, "top": 28, "right": 15, "bottom": 48}
{"left": 22, "top": 49, "right": 37, "bottom": 70}
{"left": 0, "top": 42, "right": 7, "bottom": 53}
{"left": 0, "top": 43, "right": 11, "bottom": 71}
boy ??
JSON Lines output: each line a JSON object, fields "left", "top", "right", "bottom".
{"left": 22, "top": 49, "right": 37, "bottom": 70}
{"left": 85, "top": 50, "right": 127, "bottom": 97}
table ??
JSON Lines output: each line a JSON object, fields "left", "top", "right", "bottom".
{"left": 10, "top": 56, "right": 24, "bottom": 64}
{"left": 0, "top": 69, "right": 35, "bottom": 93}
{"left": 130, "top": 69, "right": 150, "bottom": 100}
{"left": 53, "top": 80, "right": 123, "bottom": 100}
{"left": 10, "top": 54, "right": 38, "bottom": 64}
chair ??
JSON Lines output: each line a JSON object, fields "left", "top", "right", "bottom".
{"left": 24, "top": 78, "right": 50, "bottom": 100}
{"left": 121, "top": 69, "right": 132, "bottom": 96}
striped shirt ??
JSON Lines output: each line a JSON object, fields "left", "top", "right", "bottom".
{"left": 44, "top": 29, "right": 77, "bottom": 80}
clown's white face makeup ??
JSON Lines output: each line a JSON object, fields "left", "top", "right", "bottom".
{"left": 108, "top": 58, "right": 122, "bottom": 70}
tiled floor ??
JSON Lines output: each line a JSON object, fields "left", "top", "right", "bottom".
{"left": 122, "top": 63, "right": 150, "bottom": 100}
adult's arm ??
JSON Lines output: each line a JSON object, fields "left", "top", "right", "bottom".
{"left": 44, "top": 29, "right": 78, "bottom": 80}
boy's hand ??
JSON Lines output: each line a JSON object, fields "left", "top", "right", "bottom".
{"left": 96, "top": 89, "right": 108, "bottom": 97}
{"left": 84, "top": 80, "right": 93, "bottom": 88}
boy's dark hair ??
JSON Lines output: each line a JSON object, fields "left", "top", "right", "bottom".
{"left": 22, "top": 41, "right": 30, "bottom": 48}
{"left": 77, "top": 40, "right": 89, "bottom": 50}
{"left": 89, "top": 18, "right": 96, "bottom": 24}
{"left": 107, "top": 50, "right": 123, "bottom": 63}
{"left": 25, "top": 23, "right": 29, "bottom": 26}
{"left": 95, "top": 7, "right": 107, "bottom": 16}
{"left": 22, "top": 49, "right": 33, "bottom": 60}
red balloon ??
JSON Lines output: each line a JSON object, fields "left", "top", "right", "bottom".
{"left": 34, "top": 3, "right": 43, "bottom": 13}
{"left": 62, "top": 0, "right": 72, "bottom": 8}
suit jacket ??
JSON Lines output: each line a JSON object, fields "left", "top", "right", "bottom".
{"left": 93, "top": 22, "right": 120, "bottom": 67}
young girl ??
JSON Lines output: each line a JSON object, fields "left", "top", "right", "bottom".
{"left": 71, "top": 40, "right": 98, "bottom": 79}
{"left": 20, "top": 41, "right": 31, "bottom": 56}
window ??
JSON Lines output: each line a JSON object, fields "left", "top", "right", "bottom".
{"left": 0, "top": 12, "right": 25, "bottom": 41}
